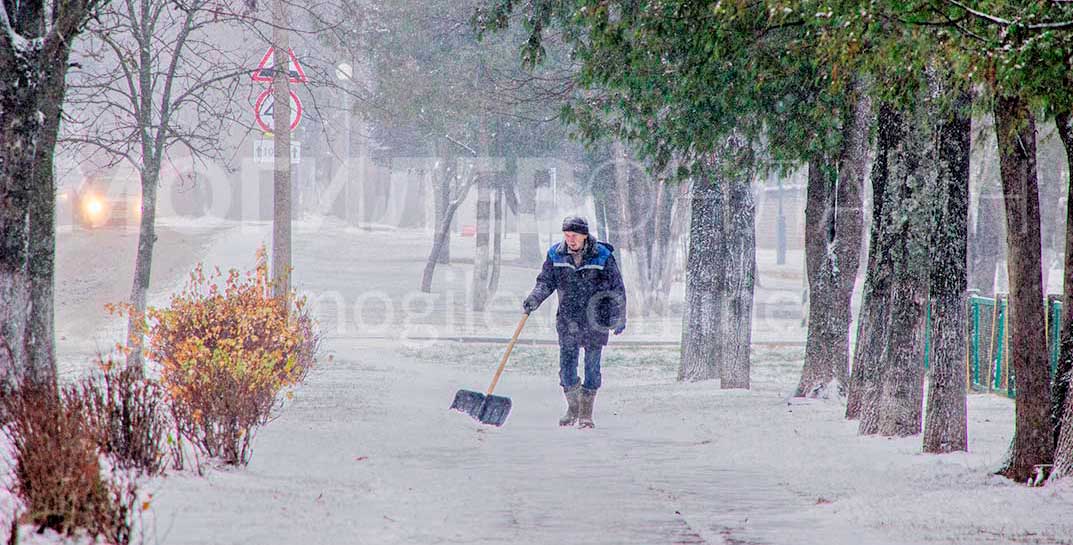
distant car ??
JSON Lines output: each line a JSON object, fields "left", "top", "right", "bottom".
{"left": 70, "top": 175, "right": 141, "bottom": 229}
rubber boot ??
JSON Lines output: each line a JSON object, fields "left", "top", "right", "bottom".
{"left": 577, "top": 388, "right": 597, "bottom": 429}
{"left": 559, "top": 384, "right": 582, "bottom": 427}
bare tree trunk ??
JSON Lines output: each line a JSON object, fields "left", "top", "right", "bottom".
{"left": 994, "top": 94, "right": 1053, "bottom": 482}
{"left": 923, "top": 87, "right": 970, "bottom": 453}
{"left": 518, "top": 164, "right": 541, "bottom": 266}
{"left": 678, "top": 166, "right": 725, "bottom": 382}
{"left": 433, "top": 144, "right": 452, "bottom": 265}
{"left": 470, "top": 116, "right": 492, "bottom": 311}
{"left": 271, "top": 0, "right": 292, "bottom": 301}
{"left": 422, "top": 177, "right": 475, "bottom": 293}
{"left": 126, "top": 168, "right": 160, "bottom": 369}
{"left": 855, "top": 103, "right": 901, "bottom": 433}
{"left": 722, "top": 174, "right": 755, "bottom": 389}
{"left": 488, "top": 179, "right": 503, "bottom": 297}
{"left": 472, "top": 185, "right": 490, "bottom": 307}
{"left": 1051, "top": 112, "right": 1073, "bottom": 478}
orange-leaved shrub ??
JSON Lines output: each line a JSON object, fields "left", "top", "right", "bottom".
{"left": 146, "top": 247, "right": 318, "bottom": 466}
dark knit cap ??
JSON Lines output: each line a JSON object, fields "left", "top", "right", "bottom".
{"left": 561, "top": 215, "right": 589, "bottom": 235}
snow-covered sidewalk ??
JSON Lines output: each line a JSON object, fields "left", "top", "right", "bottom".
{"left": 135, "top": 220, "right": 1072, "bottom": 545}
{"left": 50, "top": 219, "right": 1073, "bottom": 544}
{"left": 144, "top": 337, "right": 1073, "bottom": 545}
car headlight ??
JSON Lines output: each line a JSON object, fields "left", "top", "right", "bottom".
{"left": 83, "top": 195, "right": 104, "bottom": 219}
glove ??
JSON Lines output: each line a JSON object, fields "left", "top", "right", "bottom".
{"left": 612, "top": 323, "right": 626, "bottom": 335}
{"left": 522, "top": 296, "right": 539, "bottom": 314}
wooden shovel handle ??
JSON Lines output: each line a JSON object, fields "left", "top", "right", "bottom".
{"left": 486, "top": 313, "right": 529, "bottom": 396}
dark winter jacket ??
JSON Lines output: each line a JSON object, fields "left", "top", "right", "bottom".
{"left": 526, "top": 237, "right": 627, "bottom": 347}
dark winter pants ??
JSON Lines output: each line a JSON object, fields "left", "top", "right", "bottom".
{"left": 559, "top": 341, "right": 602, "bottom": 391}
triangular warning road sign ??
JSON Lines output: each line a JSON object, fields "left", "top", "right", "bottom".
{"left": 251, "top": 47, "right": 308, "bottom": 84}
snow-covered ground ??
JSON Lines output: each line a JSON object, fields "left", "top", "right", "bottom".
{"left": 33, "top": 218, "right": 1073, "bottom": 544}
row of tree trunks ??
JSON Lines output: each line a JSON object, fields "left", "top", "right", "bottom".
{"left": 993, "top": 94, "right": 1052, "bottom": 483}
{"left": 796, "top": 86, "right": 870, "bottom": 398}
{"left": 922, "top": 85, "right": 971, "bottom": 453}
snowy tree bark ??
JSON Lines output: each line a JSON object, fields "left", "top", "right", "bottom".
{"left": 923, "top": 88, "right": 970, "bottom": 453}
{"left": 678, "top": 164, "right": 726, "bottom": 382}
{"left": 127, "top": 165, "right": 160, "bottom": 368}
{"left": 875, "top": 98, "right": 934, "bottom": 438}
{"left": 24, "top": 48, "right": 69, "bottom": 386}
{"left": 797, "top": 89, "right": 869, "bottom": 398}
{"left": 488, "top": 178, "right": 504, "bottom": 298}
{"left": 1052, "top": 112, "right": 1073, "bottom": 471}
{"left": 994, "top": 94, "right": 1053, "bottom": 482}
{"left": 471, "top": 120, "right": 492, "bottom": 311}
{"left": 0, "top": 0, "right": 103, "bottom": 388}
{"left": 722, "top": 174, "right": 755, "bottom": 389}
{"left": 848, "top": 103, "right": 897, "bottom": 425}
{"left": 472, "top": 178, "right": 491, "bottom": 309}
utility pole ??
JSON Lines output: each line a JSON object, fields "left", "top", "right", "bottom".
{"left": 271, "top": 0, "right": 292, "bottom": 300}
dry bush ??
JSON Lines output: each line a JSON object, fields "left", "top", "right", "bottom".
{"left": 77, "top": 355, "right": 170, "bottom": 477}
{"left": 1, "top": 381, "right": 137, "bottom": 543}
{"left": 146, "top": 246, "right": 319, "bottom": 466}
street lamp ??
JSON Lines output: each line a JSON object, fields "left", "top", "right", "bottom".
{"left": 336, "top": 62, "right": 354, "bottom": 224}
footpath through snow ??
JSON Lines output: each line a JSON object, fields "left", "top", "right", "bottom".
{"left": 44, "top": 218, "right": 1073, "bottom": 544}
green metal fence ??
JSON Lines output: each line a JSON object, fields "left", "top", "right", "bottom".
{"left": 964, "top": 294, "right": 1062, "bottom": 399}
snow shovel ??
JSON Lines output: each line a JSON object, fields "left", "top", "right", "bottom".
{"left": 449, "top": 313, "right": 529, "bottom": 426}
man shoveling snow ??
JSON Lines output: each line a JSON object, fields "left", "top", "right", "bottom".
{"left": 523, "top": 216, "right": 627, "bottom": 428}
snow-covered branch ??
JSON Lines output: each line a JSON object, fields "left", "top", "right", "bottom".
{"left": 946, "top": 0, "right": 1073, "bottom": 30}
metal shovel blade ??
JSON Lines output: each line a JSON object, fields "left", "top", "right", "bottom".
{"left": 450, "top": 389, "right": 512, "bottom": 426}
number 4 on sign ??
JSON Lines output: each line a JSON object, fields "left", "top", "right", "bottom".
{"left": 254, "top": 88, "right": 302, "bottom": 133}
{"left": 251, "top": 47, "right": 308, "bottom": 84}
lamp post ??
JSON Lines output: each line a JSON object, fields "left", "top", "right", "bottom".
{"left": 336, "top": 61, "right": 353, "bottom": 224}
